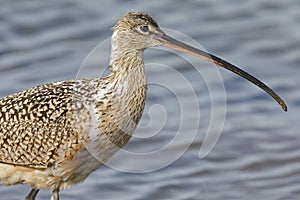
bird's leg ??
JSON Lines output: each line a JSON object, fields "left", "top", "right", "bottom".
{"left": 25, "top": 188, "right": 39, "bottom": 200}
{"left": 51, "top": 189, "right": 60, "bottom": 200}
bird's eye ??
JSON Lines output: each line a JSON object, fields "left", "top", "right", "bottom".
{"left": 140, "top": 25, "right": 149, "bottom": 33}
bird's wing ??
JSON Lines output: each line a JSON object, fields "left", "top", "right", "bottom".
{"left": 0, "top": 80, "right": 95, "bottom": 168}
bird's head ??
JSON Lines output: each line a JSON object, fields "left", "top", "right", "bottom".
{"left": 111, "top": 12, "right": 287, "bottom": 111}
{"left": 112, "top": 12, "right": 165, "bottom": 51}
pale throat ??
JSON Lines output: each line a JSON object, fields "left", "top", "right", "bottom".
{"left": 106, "top": 30, "right": 147, "bottom": 105}
{"left": 109, "top": 30, "right": 145, "bottom": 72}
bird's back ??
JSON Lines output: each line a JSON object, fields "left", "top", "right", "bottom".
{"left": 0, "top": 80, "right": 95, "bottom": 169}
{"left": 0, "top": 71, "right": 147, "bottom": 190}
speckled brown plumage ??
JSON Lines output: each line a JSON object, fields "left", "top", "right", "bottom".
{"left": 0, "top": 11, "right": 287, "bottom": 200}
{"left": 0, "top": 71, "right": 147, "bottom": 166}
{"left": 0, "top": 13, "right": 152, "bottom": 172}
{"left": 0, "top": 80, "right": 94, "bottom": 168}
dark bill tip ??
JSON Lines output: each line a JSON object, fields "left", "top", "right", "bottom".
{"left": 158, "top": 34, "right": 287, "bottom": 112}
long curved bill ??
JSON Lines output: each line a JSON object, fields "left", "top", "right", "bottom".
{"left": 158, "top": 34, "right": 287, "bottom": 112}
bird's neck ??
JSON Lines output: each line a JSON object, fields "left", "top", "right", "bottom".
{"left": 109, "top": 49, "right": 146, "bottom": 95}
{"left": 106, "top": 32, "right": 147, "bottom": 129}
{"left": 109, "top": 50, "right": 144, "bottom": 73}
{"left": 91, "top": 45, "right": 147, "bottom": 150}
{"left": 109, "top": 30, "right": 145, "bottom": 72}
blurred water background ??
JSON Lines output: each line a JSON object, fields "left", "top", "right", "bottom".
{"left": 0, "top": 0, "right": 299, "bottom": 199}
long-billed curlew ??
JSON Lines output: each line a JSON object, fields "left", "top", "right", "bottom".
{"left": 0, "top": 12, "right": 287, "bottom": 200}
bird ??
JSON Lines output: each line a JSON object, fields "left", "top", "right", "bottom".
{"left": 0, "top": 12, "right": 287, "bottom": 200}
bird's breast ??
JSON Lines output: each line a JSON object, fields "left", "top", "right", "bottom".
{"left": 84, "top": 73, "right": 147, "bottom": 164}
